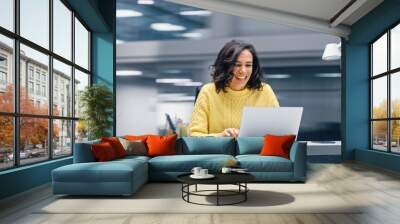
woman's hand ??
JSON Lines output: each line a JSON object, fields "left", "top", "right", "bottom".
{"left": 218, "top": 128, "right": 239, "bottom": 137}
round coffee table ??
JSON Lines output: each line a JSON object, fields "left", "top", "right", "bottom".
{"left": 177, "top": 172, "right": 255, "bottom": 206}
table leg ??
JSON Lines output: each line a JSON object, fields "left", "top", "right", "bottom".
{"left": 245, "top": 183, "right": 247, "bottom": 201}
{"left": 217, "top": 184, "right": 219, "bottom": 206}
{"left": 187, "top": 184, "right": 190, "bottom": 202}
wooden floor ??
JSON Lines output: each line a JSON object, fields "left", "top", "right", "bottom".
{"left": 1, "top": 162, "right": 400, "bottom": 224}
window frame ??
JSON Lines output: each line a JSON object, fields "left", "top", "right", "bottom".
{"left": 0, "top": 0, "right": 92, "bottom": 171}
{"left": 370, "top": 20, "right": 400, "bottom": 154}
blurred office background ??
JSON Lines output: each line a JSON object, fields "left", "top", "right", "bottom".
{"left": 116, "top": 0, "right": 341, "bottom": 141}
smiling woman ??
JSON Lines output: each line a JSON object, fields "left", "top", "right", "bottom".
{"left": 189, "top": 40, "right": 279, "bottom": 137}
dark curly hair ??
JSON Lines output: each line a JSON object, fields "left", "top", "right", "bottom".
{"left": 211, "top": 40, "right": 264, "bottom": 93}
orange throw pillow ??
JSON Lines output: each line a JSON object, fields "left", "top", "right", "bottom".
{"left": 259, "top": 134, "right": 296, "bottom": 159}
{"left": 101, "top": 137, "right": 127, "bottom": 158}
{"left": 146, "top": 135, "right": 177, "bottom": 157}
{"left": 91, "top": 142, "right": 117, "bottom": 161}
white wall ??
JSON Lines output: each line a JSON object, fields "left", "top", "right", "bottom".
{"left": 156, "top": 102, "right": 194, "bottom": 129}
{"left": 116, "top": 77, "right": 158, "bottom": 135}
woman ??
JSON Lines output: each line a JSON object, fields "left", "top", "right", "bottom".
{"left": 189, "top": 40, "right": 280, "bottom": 137}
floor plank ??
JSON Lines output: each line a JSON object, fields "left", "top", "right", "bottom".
{"left": 1, "top": 162, "right": 400, "bottom": 224}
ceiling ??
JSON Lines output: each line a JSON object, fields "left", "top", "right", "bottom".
{"left": 117, "top": 0, "right": 210, "bottom": 42}
{"left": 116, "top": 0, "right": 351, "bottom": 101}
{"left": 168, "top": 0, "right": 384, "bottom": 38}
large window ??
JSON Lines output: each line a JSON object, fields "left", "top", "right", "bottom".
{"left": 0, "top": 0, "right": 91, "bottom": 171}
{"left": 370, "top": 23, "right": 400, "bottom": 154}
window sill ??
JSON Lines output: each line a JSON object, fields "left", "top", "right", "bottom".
{"left": 0, "top": 156, "right": 72, "bottom": 176}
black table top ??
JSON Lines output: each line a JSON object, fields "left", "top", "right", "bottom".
{"left": 177, "top": 172, "right": 255, "bottom": 185}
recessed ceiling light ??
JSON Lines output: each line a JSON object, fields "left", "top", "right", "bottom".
{"left": 150, "top": 23, "right": 186, "bottom": 31}
{"left": 265, "top": 74, "right": 291, "bottom": 79}
{"left": 138, "top": 0, "right": 154, "bottom": 4}
{"left": 315, "top": 73, "right": 341, "bottom": 78}
{"left": 116, "top": 9, "right": 143, "bottom": 17}
{"left": 174, "top": 82, "right": 203, "bottom": 87}
{"left": 179, "top": 10, "right": 211, "bottom": 16}
{"left": 181, "top": 32, "right": 202, "bottom": 39}
{"left": 116, "top": 70, "right": 143, "bottom": 76}
{"left": 156, "top": 78, "right": 192, "bottom": 83}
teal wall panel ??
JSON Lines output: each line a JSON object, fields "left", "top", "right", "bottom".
{"left": 343, "top": 43, "right": 369, "bottom": 159}
{"left": 344, "top": 0, "right": 400, "bottom": 171}
{"left": 355, "top": 149, "right": 400, "bottom": 172}
{"left": 92, "top": 33, "right": 114, "bottom": 87}
{"left": 0, "top": 158, "right": 72, "bottom": 199}
{"left": 92, "top": 32, "right": 115, "bottom": 135}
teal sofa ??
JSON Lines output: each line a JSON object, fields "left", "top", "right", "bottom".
{"left": 52, "top": 137, "right": 307, "bottom": 196}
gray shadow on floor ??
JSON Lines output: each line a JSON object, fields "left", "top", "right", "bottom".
{"left": 202, "top": 190, "right": 295, "bottom": 207}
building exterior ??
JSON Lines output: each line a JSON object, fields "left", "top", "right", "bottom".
{"left": 0, "top": 41, "right": 76, "bottom": 151}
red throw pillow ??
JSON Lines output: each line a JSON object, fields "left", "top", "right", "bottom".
{"left": 259, "top": 134, "right": 296, "bottom": 159}
{"left": 91, "top": 142, "right": 117, "bottom": 161}
{"left": 101, "top": 137, "right": 127, "bottom": 158}
{"left": 146, "top": 135, "right": 177, "bottom": 157}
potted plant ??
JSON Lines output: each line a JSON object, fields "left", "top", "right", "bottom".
{"left": 79, "top": 84, "right": 113, "bottom": 140}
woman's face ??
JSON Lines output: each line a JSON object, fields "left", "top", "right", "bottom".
{"left": 229, "top": 49, "right": 253, "bottom": 91}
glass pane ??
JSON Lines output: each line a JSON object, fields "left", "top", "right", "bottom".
{"left": 20, "top": 44, "right": 49, "bottom": 115}
{"left": 74, "top": 69, "right": 89, "bottom": 118}
{"left": 53, "top": 59, "right": 72, "bottom": 117}
{"left": 20, "top": 117, "right": 49, "bottom": 165}
{"left": 0, "top": 0, "right": 14, "bottom": 31}
{"left": 53, "top": 0, "right": 72, "bottom": 60}
{"left": 75, "top": 120, "right": 88, "bottom": 143}
{"left": 0, "top": 35, "right": 14, "bottom": 112}
{"left": 53, "top": 119, "right": 72, "bottom": 158}
{"left": 74, "top": 17, "right": 89, "bottom": 70}
{"left": 391, "top": 120, "right": 400, "bottom": 153}
{"left": 372, "top": 121, "right": 387, "bottom": 151}
{"left": 372, "top": 77, "right": 387, "bottom": 119}
{"left": 20, "top": 0, "right": 49, "bottom": 49}
{"left": 0, "top": 116, "right": 13, "bottom": 170}
{"left": 372, "top": 33, "right": 387, "bottom": 76}
{"left": 391, "top": 72, "right": 400, "bottom": 118}
{"left": 391, "top": 24, "right": 400, "bottom": 70}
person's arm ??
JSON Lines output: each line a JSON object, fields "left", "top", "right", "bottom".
{"left": 189, "top": 87, "right": 240, "bottom": 137}
{"left": 189, "top": 90, "right": 219, "bottom": 136}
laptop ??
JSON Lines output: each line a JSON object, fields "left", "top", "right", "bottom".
{"left": 239, "top": 107, "right": 303, "bottom": 137}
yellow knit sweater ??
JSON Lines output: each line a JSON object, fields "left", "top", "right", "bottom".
{"left": 189, "top": 82, "right": 279, "bottom": 136}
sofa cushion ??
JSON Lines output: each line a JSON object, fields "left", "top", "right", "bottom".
{"left": 236, "top": 155, "right": 293, "bottom": 172}
{"left": 236, "top": 137, "right": 263, "bottom": 155}
{"left": 148, "top": 154, "right": 235, "bottom": 172}
{"left": 115, "top": 155, "right": 150, "bottom": 164}
{"left": 177, "top": 137, "right": 236, "bottom": 155}
{"left": 52, "top": 159, "right": 147, "bottom": 183}
{"left": 118, "top": 138, "right": 147, "bottom": 156}
{"left": 74, "top": 139, "right": 101, "bottom": 163}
